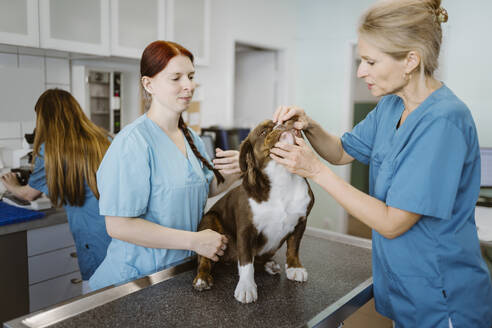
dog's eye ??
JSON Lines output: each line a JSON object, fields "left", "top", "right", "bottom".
{"left": 259, "top": 130, "right": 267, "bottom": 136}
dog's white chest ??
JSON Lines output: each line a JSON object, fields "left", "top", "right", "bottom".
{"left": 248, "top": 161, "right": 310, "bottom": 255}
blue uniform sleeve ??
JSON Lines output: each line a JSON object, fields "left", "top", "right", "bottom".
{"left": 341, "top": 104, "right": 379, "bottom": 165}
{"left": 386, "top": 118, "right": 467, "bottom": 220}
{"left": 28, "top": 145, "right": 49, "bottom": 195}
{"left": 97, "top": 133, "right": 150, "bottom": 217}
{"left": 189, "top": 128, "right": 214, "bottom": 184}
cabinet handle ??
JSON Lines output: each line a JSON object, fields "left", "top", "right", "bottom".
{"left": 71, "top": 278, "right": 83, "bottom": 284}
{"left": 70, "top": 252, "right": 77, "bottom": 258}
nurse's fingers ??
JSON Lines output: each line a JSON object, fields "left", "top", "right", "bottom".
{"left": 221, "top": 235, "right": 229, "bottom": 244}
{"left": 272, "top": 106, "right": 286, "bottom": 123}
{"left": 213, "top": 155, "right": 239, "bottom": 164}
{"left": 215, "top": 149, "right": 238, "bottom": 158}
{"left": 269, "top": 153, "right": 296, "bottom": 173}
{"left": 214, "top": 163, "right": 238, "bottom": 171}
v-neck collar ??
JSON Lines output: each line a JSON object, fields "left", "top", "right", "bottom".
{"left": 145, "top": 114, "right": 188, "bottom": 160}
{"left": 144, "top": 114, "right": 206, "bottom": 181}
{"left": 394, "top": 83, "right": 445, "bottom": 132}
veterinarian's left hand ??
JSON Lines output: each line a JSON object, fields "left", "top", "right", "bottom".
{"left": 270, "top": 136, "right": 324, "bottom": 179}
{"left": 213, "top": 148, "right": 240, "bottom": 175}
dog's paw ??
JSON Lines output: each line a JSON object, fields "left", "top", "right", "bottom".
{"left": 285, "top": 265, "right": 308, "bottom": 282}
{"left": 264, "top": 260, "right": 281, "bottom": 275}
{"left": 193, "top": 274, "right": 214, "bottom": 291}
{"left": 234, "top": 280, "right": 258, "bottom": 303}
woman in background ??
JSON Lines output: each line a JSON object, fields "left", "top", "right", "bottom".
{"left": 1, "top": 89, "right": 112, "bottom": 293}
{"left": 270, "top": 0, "right": 492, "bottom": 326}
{"left": 89, "top": 41, "right": 240, "bottom": 290}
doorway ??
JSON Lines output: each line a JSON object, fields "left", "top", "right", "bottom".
{"left": 345, "top": 43, "right": 379, "bottom": 239}
{"left": 233, "top": 42, "right": 283, "bottom": 128}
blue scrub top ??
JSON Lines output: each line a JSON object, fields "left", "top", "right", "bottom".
{"left": 89, "top": 114, "right": 214, "bottom": 290}
{"left": 28, "top": 144, "right": 111, "bottom": 280}
{"left": 341, "top": 85, "right": 492, "bottom": 327}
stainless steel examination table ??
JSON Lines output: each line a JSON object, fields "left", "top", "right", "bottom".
{"left": 4, "top": 228, "right": 373, "bottom": 328}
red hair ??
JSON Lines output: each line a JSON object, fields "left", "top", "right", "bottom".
{"left": 140, "top": 40, "right": 194, "bottom": 78}
{"left": 140, "top": 41, "right": 224, "bottom": 184}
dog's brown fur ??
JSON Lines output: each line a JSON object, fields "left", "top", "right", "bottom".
{"left": 193, "top": 119, "right": 314, "bottom": 300}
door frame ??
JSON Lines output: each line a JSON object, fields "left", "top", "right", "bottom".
{"left": 338, "top": 40, "right": 359, "bottom": 233}
{"left": 227, "top": 38, "right": 288, "bottom": 127}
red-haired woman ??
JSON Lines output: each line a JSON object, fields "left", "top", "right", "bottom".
{"left": 1, "top": 89, "right": 111, "bottom": 293}
{"left": 89, "top": 41, "right": 240, "bottom": 290}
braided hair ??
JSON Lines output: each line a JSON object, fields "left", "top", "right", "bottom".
{"left": 140, "top": 40, "right": 224, "bottom": 185}
{"left": 178, "top": 116, "right": 224, "bottom": 184}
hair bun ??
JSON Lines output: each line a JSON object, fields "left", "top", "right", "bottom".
{"left": 436, "top": 7, "right": 448, "bottom": 23}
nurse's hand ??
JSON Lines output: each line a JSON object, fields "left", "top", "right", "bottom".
{"left": 272, "top": 105, "right": 310, "bottom": 130}
{"left": 193, "top": 229, "right": 228, "bottom": 262}
{"left": 270, "top": 136, "right": 324, "bottom": 179}
{"left": 213, "top": 148, "right": 240, "bottom": 175}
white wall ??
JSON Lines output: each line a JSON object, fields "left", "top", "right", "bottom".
{"left": 440, "top": 0, "right": 492, "bottom": 146}
{"left": 196, "top": 0, "right": 298, "bottom": 128}
{"left": 295, "top": 0, "right": 374, "bottom": 230}
{"left": 0, "top": 45, "right": 70, "bottom": 153}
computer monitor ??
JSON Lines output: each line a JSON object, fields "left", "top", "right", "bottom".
{"left": 480, "top": 148, "right": 492, "bottom": 187}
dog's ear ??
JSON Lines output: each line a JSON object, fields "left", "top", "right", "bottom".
{"left": 239, "top": 139, "right": 255, "bottom": 172}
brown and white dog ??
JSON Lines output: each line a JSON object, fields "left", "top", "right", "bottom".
{"left": 192, "top": 118, "right": 314, "bottom": 303}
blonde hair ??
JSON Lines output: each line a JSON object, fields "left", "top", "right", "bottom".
{"left": 358, "top": 0, "right": 448, "bottom": 77}
{"left": 33, "top": 89, "right": 111, "bottom": 207}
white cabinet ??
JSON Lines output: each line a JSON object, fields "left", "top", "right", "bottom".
{"left": 167, "top": 0, "right": 210, "bottom": 66}
{"left": 27, "top": 223, "right": 82, "bottom": 313}
{"left": 0, "top": 0, "right": 39, "bottom": 47}
{"left": 39, "top": 0, "right": 110, "bottom": 56}
{"left": 110, "top": 0, "right": 166, "bottom": 58}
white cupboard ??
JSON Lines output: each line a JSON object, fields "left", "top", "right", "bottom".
{"left": 110, "top": 0, "right": 166, "bottom": 58}
{"left": 0, "top": 0, "right": 211, "bottom": 65}
{"left": 39, "top": 0, "right": 110, "bottom": 56}
{"left": 0, "top": 0, "right": 39, "bottom": 47}
{"left": 167, "top": 0, "right": 210, "bottom": 65}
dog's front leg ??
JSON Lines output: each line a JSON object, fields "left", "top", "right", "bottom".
{"left": 234, "top": 228, "right": 257, "bottom": 303}
{"left": 285, "top": 216, "right": 308, "bottom": 282}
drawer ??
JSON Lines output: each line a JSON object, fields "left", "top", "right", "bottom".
{"left": 28, "top": 246, "right": 80, "bottom": 285}
{"left": 29, "top": 271, "right": 83, "bottom": 313}
{"left": 27, "top": 223, "right": 75, "bottom": 256}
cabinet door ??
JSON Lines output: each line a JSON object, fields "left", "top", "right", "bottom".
{"left": 110, "top": 0, "right": 166, "bottom": 58}
{"left": 167, "top": 0, "right": 210, "bottom": 66}
{"left": 29, "top": 271, "right": 83, "bottom": 313}
{"left": 28, "top": 246, "right": 80, "bottom": 285}
{"left": 0, "top": 0, "right": 39, "bottom": 47}
{"left": 39, "top": 0, "right": 110, "bottom": 55}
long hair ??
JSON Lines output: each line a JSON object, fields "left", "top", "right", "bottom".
{"left": 141, "top": 40, "right": 224, "bottom": 184}
{"left": 33, "top": 89, "right": 111, "bottom": 207}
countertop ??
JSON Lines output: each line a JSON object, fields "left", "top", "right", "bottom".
{"left": 0, "top": 208, "right": 67, "bottom": 236}
{"left": 5, "top": 228, "right": 373, "bottom": 328}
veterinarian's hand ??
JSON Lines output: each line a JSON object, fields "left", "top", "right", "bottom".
{"left": 193, "top": 229, "right": 228, "bottom": 262}
{"left": 270, "top": 136, "right": 324, "bottom": 179}
{"left": 272, "top": 106, "right": 310, "bottom": 131}
{"left": 213, "top": 148, "right": 240, "bottom": 175}
{"left": 1, "top": 172, "right": 21, "bottom": 189}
